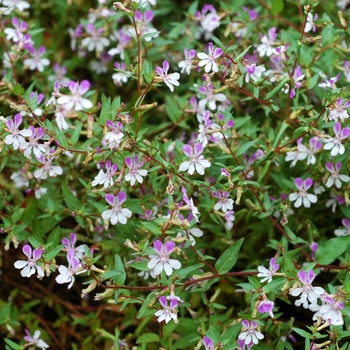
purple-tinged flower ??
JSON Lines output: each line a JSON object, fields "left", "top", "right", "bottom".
{"left": 178, "top": 47, "right": 196, "bottom": 75}
{"left": 335, "top": 219, "right": 350, "bottom": 236}
{"left": 344, "top": 61, "right": 350, "bottom": 82}
{"left": 23, "top": 46, "right": 50, "bottom": 72}
{"left": 108, "top": 29, "right": 130, "bottom": 60}
{"left": 24, "top": 329, "right": 49, "bottom": 350}
{"left": 57, "top": 80, "right": 93, "bottom": 111}
{"left": 21, "top": 126, "right": 46, "bottom": 159}
{"left": 91, "top": 160, "right": 118, "bottom": 188}
{"left": 289, "top": 178, "right": 317, "bottom": 208}
{"left": 323, "top": 122, "right": 350, "bottom": 156}
{"left": 257, "top": 27, "right": 277, "bottom": 57}
{"left": 238, "top": 320, "right": 264, "bottom": 345}
{"left": 213, "top": 190, "right": 234, "bottom": 213}
{"left": 101, "top": 192, "right": 132, "bottom": 225}
{"left": 305, "top": 13, "right": 318, "bottom": 33}
{"left": 194, "top": 5, "right": 220, "bottom": 39}
{"left": 197, "top": 112, "right": 222, "bottom": 147}
{"left": 312, "top": 294, "right": 344, "bottom": 325}
{"left": 295, "top": 137, "right": 322, "bottom": 165}
{"left": 203, "top": 335, "right": 214, "bottom": 350}
{"left": 325, "top": 162, "right": 350, "bottom": 188}
{"left": 181, "top": 187, "right": 200, "bottom": 223}
{"left": 310, "top": 242, "right": 318, "bottom": 260}
{"left": 156, "top": 61, "right": 180, "bottom": 92}
{"left": 55, "top": 251, "right": 86, "bottom": 289}
{"left": 4, "top": 113, "right": 31, "bottom": 150}
{"left": 112, "top": 62, "right": 131, "bottom": 86}
{"left": 154, "top": 296, "right": 178, "bottom": 324}
{"left": 4, "top": 17, "right": 28, "bottom": 43}
{"left": 2, "top": 0, "right": 30, "bottom": 14}
{"left": 328, "top": 98, "right": 350, "bottom": 122}
{"left": 197, "top": 42, "right": 223, "bottom": 73}
{"left": 326, "top": 193, "right": 345, "bottom": 213}
{"left": 81, "top": 23, "right": 110, "bottom": 52}
{"left": 221, "top": 168, "right": 230, "bottom": 177}
{"left": 147, "top": 240, "right": 181, "bottom": 276}
{"left": 48, "top": 63, "right": 70, "bottom": 85}
{"left": 290, "top": 270, "right": 325, "bottom": 309}
{"left": 198, "top": 83, "right": 227, "bottom": 111}
{"left": 102, "top": 120, "right": 124, "bottom": 149}
{"left": 179, "top": 142, "right": 211, "bottom": 175}
{"left": 68, "top": 24, "right": 83, "bottom": 51}
{"left": 125, "top": 155, "right": 148, "bottom": 185}
{"left": 34, "top": 154, "right": 63, "bottom": 180}
{"left": 257, "top": 257, "right": 279, "bottom": 283}
{"left": 318, "top": 73, "right": 340, "bottom": 89}
{"left": 130, "top": 10, "right": 159, "bottom": 42}
{"left": 272, "top": 44, "right": 289, "bottom": 61}
{"left": 61, "top": 233, "right": 85, "bottom": 265}
{"left": 189, "top": 96, "right": 207, "bottom": 122}
{"left": 257, "top": 300, "right": 274, "bottom": 318}
{"left": 282, "top": 65, "right": 305, "bottom": 98}
{"left": 225, "top": 210, "right": 235, "bottom": 230}
{"left": 14, "top": 244, "right": 44, "bottom": 278}
{"left": 245, "top": 63, "right": 266, "bottom": 83}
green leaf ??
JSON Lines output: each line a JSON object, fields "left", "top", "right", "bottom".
{"left": 211, "top": 36, "right": 225, "bottom": 51}
{"left": 45, "top": 244, "right": 64, "bottom": 261}
{"left": 70, "top": 122, "right": 82, "bottom": 145}
{"left": 315, "top": 235, "right": 350, "bottom": 265}
{"left": 215, "top": 238, "right": 244, "bottom": 274}
{"left": 141, "top": 221, "right": 162, "bottom": 235}
{"left": 271, "top": 0, "right": 284, "bottom": 14}
{"left": 298, "top": 41, "right": 315, "bottom": 67}
{"left": 62, "top": 182, "right": 82, "bottom": 212}
{"left": 4, "top": 339, "right": 21, "bottom": 350}
{"left": 165, "top": 95, "right": 182, "bottom": 124}
{"left": 236, "top": 140, "right": 258, "bottom": 156}
{"left": 13, "top": 85, "right": 25, "bottom": 96}
{"left": 292, "top": 327, "right": 313, "bottom": 339}
{"left": 263, "top": 278, "right": 286, "bottom": 294}
{"left": 136, "top": 333, "right": 160, "bottom": 344}
{"left": 322, "top": 24, "right": 334, "bottom": 46}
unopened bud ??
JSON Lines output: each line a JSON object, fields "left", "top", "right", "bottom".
{"left": 94, "top": 288, "right": 114, "bottom": 301}
{"left": 81, "top": 281, "right": 98, "bottom": 298}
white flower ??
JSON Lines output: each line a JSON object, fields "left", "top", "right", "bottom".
{"left": 124, "top": 156, "right": 148, "bottom": 186}
{"left": 147, "top": 240, "right": 181, "bottom": 276}
{"left": 290, "top": 270, "right": 325, "bottom": 309}
{"left": 156, "top": 60, "right": 180, "bottom": 92}
{"left": 101, "top": 192, "right": 132, "bottom": 226}
{"left": 81, "top": 24, "right": 110, "bottom": 52}
{"left": 325, "top": 162, "right": 350, "bottom": 188}
{"left": 154, "top": 296, "right": 178, "bottom": 324}
{"left": 178, "top": 47, "right": 196, "bottom": 75}
{"left": 57, "top": 80, "right": 93, "bottom": 111}
{"left": 197, "top": 42, "right": 223, "bottom": 73}
{"left": 312, "top": 294, "right": 344, "bottom": 326}
{"left": 323, "top": 122, "right": 350, "bottom": 156}
{"left": 34, "top": 154, "right": 63, "bottom": 180}
{"left": 289, "top": 178, "right": 317, "bottom": 208}
{"left": 257, "top": 27, "right": 277, "bottom": 57}
{"left": 14, "top": 244, "right": 44, "bottom": 278}
{"left": 238, "top": 320, "right": 264, "bottom": 345}
{"left": 91, "top": 160, "right": 118, "bottom": 188}
{"left": 23, "top": 46, "right": 50, "bottom": 72}
{"left": 213, "top": 190, "right": 234, "bottom": 213}
{"left": 4, "top": 113, "right": 31, "bottom": 150}
{"left": 179, "top": 142, "right": 211, "bottom": 175}
{"left": 245, "top": 63, "right": 266, "bottom": 83}
{"left": 257, "top": 257, "right": 279, "bottom": 283}
{"left": 304, "top": 13, "right": 318, "bottom": 33}
{"left": 24, "top": 329, "right": 49, "bottom": 350}
{"left": 335, "top": 219, "right": 350, "bottom": 236}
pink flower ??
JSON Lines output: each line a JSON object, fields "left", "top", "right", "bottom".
{"left": 257, "top": 257, "right": 279, "bottom": 283}
{"left": 257, "top": 27, "right": 277, "bottom": 57}
{"left": 213, "top": 190, "right": 234, "bottom": 213}
{"left": 147, "top": 240, "right": 181, "bottom": 276}
{"left": 23, "top": 46, "right": 50, "bottom": 72}
{"left": 257, "top": 300, "right": 274, "bottom": 318}
{"left": 14, "top": 244, "right": 44, "bottom": 278}
{"left": 328, "top": 98, "right": 350, "bottom": 122}
{"left": 323, "top": 122, "right": 350, "bottom": 156}
{"left": 178, "top": 47, "right": 196, "bottom": 75}
{"left": 325, "top": 162, "right": 350, "bottom": 188}
{"left": 91, "top": 160, "right": 118, "bottom": 188}
{"left": 245, "top": 63, "right": 266, "bottom": 83}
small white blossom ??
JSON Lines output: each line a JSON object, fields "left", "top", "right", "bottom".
{"left": 14, "top": 244, "right": 44, "bottom": 278}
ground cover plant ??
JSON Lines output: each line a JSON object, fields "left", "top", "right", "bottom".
{"left": 1, "top": 0, "right": 350, "bottom": 349}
